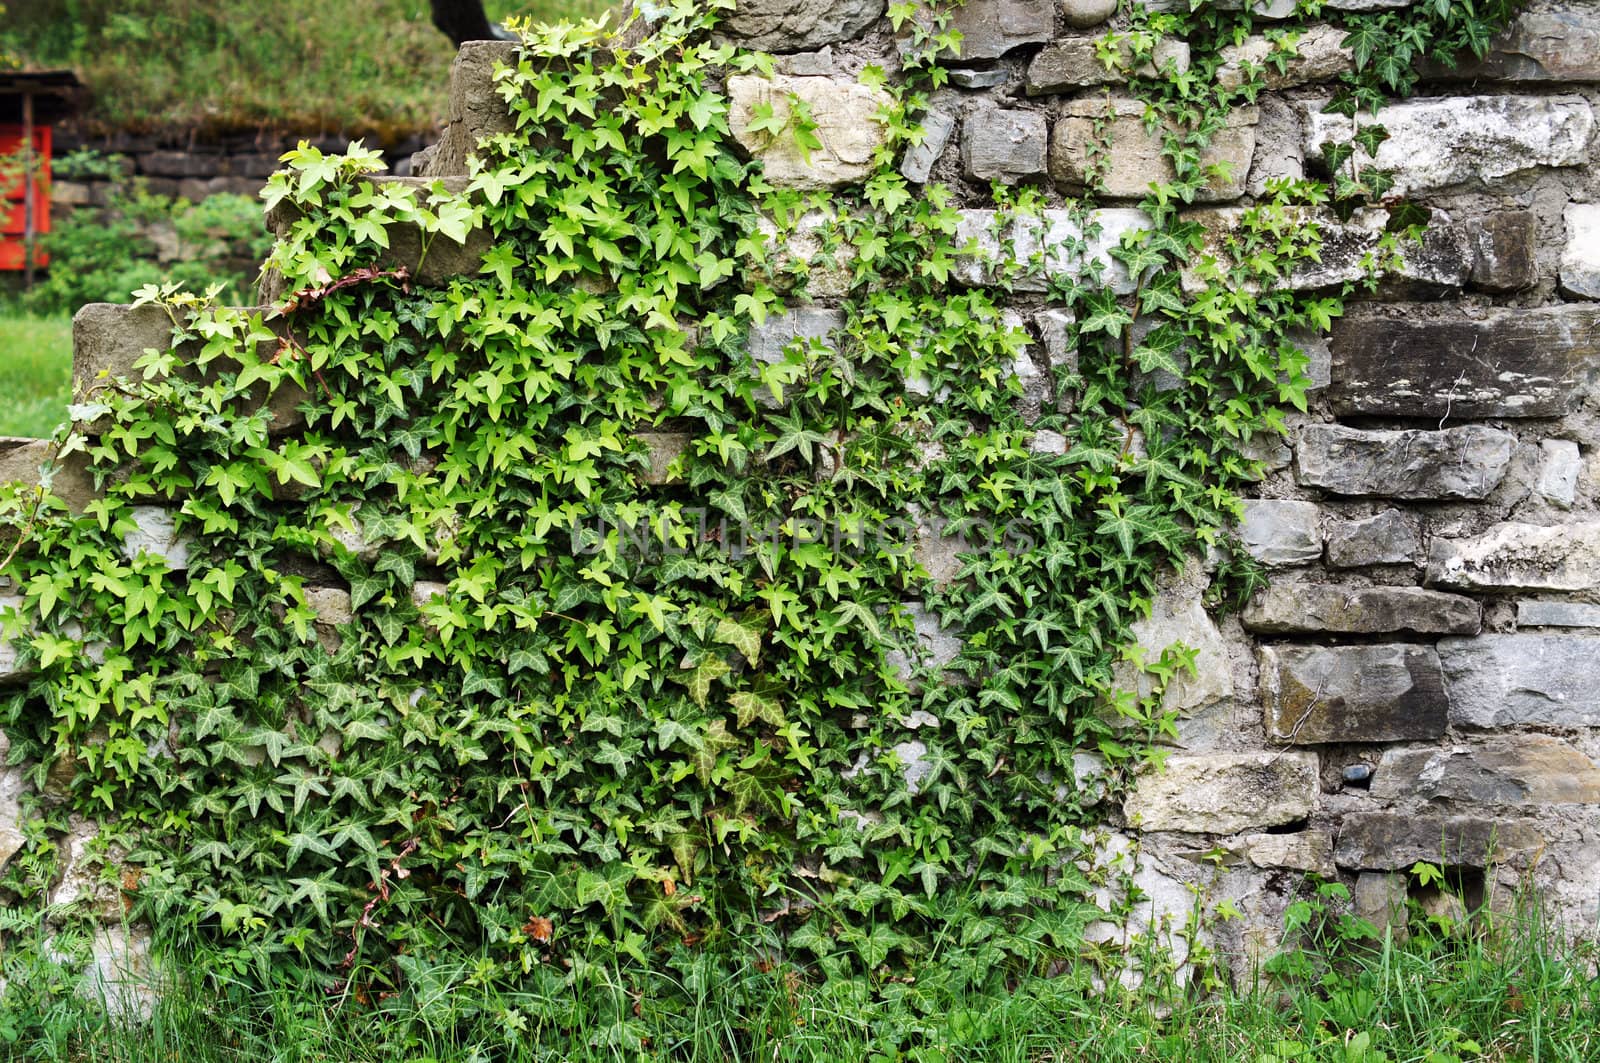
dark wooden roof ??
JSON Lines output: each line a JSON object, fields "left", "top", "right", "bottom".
{"left": 0, "top": 70, "right": 85, "bottom": 123}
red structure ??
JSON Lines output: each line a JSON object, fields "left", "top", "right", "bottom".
{"left": 0, "top": 71, "right": 83, "bottom": 285}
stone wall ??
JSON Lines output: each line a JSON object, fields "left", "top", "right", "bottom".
{"left": 7, "top": 0, "right": 1600, "bottom": 992}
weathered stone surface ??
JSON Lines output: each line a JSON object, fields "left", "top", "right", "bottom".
{"left": 1351, "top": 872, "right": 1409, "bottom": 936}
{"left": 1518, "top": 601, "right": 1600, "bottom": 628}
{"left": 74, "top": 302, "right": 309, "bottom": 434}
{"left": 1373, "top": 736, "right": 1600, "bottom": 805}
{"left": 953, "top": 207, "right": 1153, "bottom": 294}
{"left": 306, "top": 587, "right": 353, "bottom": 627}
{"left": 1428, "top": 522, "right": 1600, "bottom": 592}
{"left": 1217, "top": 24, "right": 1351, "bottom": 91}
{"left": 900, "top": 108, "right": 956, "bottom": 184}
{"left": 1325, "top": 509, "right": 1419, "bottom": 568}
{"left": 1124, "top": 751, "right": 1319, "bottom": 834}
{"left": 1470, "top": 211, "right": 1538, "bottom": 291}
{"left": 1027, "top": 37, "right": 1190, "bottom": 94}
{"left": 1537, "top": 439, "right": 1582, "bottom": 508}
{"left": 1238, "top": 499, "right": 1321, "bottom": 566}
{"left": 0, "top": 757, "right": 26, "bottom": 868}
{"left": 1182, "top": 207, "right": 1472, "bottom": 293}
{"left": 748, "top": 307, "right": 843, "bottom": 407}
{"left": 81, "top": 925, "right": 160, "bottom": 1022}
{"left": 0, "top": 440, "right": 99, "bottom": 515}
{"left": 1243, "top": 584, "right": 1480, "bottom": 636}
{"left": 1296, "top": 424, "right": 1513, "bottom": 501}
{"left": 1119, "top": 562, "right": 1233, "bottom": 713}
{"left": 1420, "top": 3, "right": 1600, "bottom": 82}
{"left": 1441, "top": 633, "right": 1600, "bottom": 728}
{"left": 1243, "top": 831, "right": 1335, "bottom": 876}
{"left": 1560, "top": 203, "right": 1600, "bottom": 299}
{"left": 1335, "top": 812, "right": 1544, "bottom": 870}
{"left": 122, "top": 507, "right": 191, "bottom": 572}
{"left": 755, "top": 210, "right": 854, "bottom": 299}
{"left": 885, "top": 603, "right": 963, "bottom": 680}
{"left": 961, "top": 106, "right": 1048, "bottom": 183}
{"left": 906, "top": 0, "right": 1055, "bottom": 61}
{"left": 1261, "top": 644, "right": 1449, "bottom": 744}
{"left": 0, "top": 595, "right": 26, "bottom": 685}
{"left": 723, "top": 0, "right": 885, "bottom": 52}
{"left": 1329, "top": 304, "right": 1600, "bottom": 418}
{"left": 1304, "top": 95, "right": 1594, "bottom": 196}
{"left": 948, "top": 67, "right": 1009, "bottom": 89}
{"left": 728, "top": 75, "right": 893, "bottom": 190}
{"left": 416, "top": 41, "right": 519, "bottom": 178}
{"left": 1035, "top": 307, "right": 1078, "bottom": 414}
{"left": 636, "top": 432, "right": 691, "bottom": 486}
{"left": 1052, "top": 98, "right": 1257, "bottom": 201}
{"left": 1062, "top": 0, "right": 1118, "bottom": 26}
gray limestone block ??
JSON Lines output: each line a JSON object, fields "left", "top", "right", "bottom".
{"left": 1061, "top": 0, "right": 1117, "bottom": 26}
{"left": 1260, "top": 643, "right": 1449, "bottom": 744}
{"left": 1052, "top": 97, "right": 1257, "bottom": 201}
{"left": 1517, "top": 601, "right": 1600, "bottom": 628}
{"left": 1123, "top": 751, "right": 1320, "bottom": 834}
{"left": 961, "top": 106, "right": 1048, "bottom": 183}
{"left": 747, "top": 307, "right": 845, "bottom": 408}
{"left": 1418, "top": 3, "right": 1600, "bottom": 82}
{"left": 722, "top": 0, "right": 886, "bottom": 52}
{"left": 900, "top": 108, "right": 957, "bottom": 184}
{"left": 1026, "top": 37, "right": 1189, "bottom": 95}
{"left": 1440, "top": 633, "right": 1600, "bottom": 728}
{"left": 1536, "top": 439, "right": 1582, "bottom": 508}
{"left": 728, "top": 75, "right": 894, "bottom": 191}
{"left": 122, "top": 507, "right": 192, "bottom": 572}
{"left": 1325, "top": 509, "right": 1420, "bottom": 568}
{"left": 903, "top": 0, "right": 1055, "bottom": 62}
{"left": 1334, "top": 812, "right": 1544, "bottom": 870}
{"left": 0, "top": 440, "right": 100, "bottom": 515}
{"left": 1242, "top": 830, "right": 1335, "bottom": 876}
{"left": 1303, "top": 94, "right": 1594, "bottom": 197}
{"left": 1560, "top": 203, "right": 1600, "bottom": 300}
{"left": 1372, "top": 735, "right": 1600, "bottom": 806}
{"left": 418, "top": 41, "right": 521, "bottom": 178}
{"left": 1427, "top": 522, "right": 1600, "bottom": 592}
{"left": 636, "top": 432, "right": 692, "bottom": 485}
{"left": 1295, "top": 424, "right": 1514, "bottom": 501}
{"left": 1328, "top": 303, "right": 1600, "bottom": 419}
{"left": 1238, "top": 499, "right": 1320, "bottom": 566}
{"left": 1470, "top": 211, "right": 1538, "bottom": 291}
{"left": 1242, "top": 583, "right": 1481, "bottom": 636}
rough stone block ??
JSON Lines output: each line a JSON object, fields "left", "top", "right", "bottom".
{"left": 416, "top": 41, "right": 519, "bottom": 178}
{"left": 900, "top": 108, "right": 956, "bottom": 184}
{"left": 1427, "top": 521, "right": 1600, "bottom": 592}
{"left": 1181, "top": 207, "right": 1472, "bottom": 293}
{"left": 1261, "top": 644, "right": 1449, "bottom": 744}
{"left": 1470, "top": 211, "right": 1538, "bottom": 291}
{"left": 960, "top": 106, "right": 1048, "bottom": 183}
{"left": 1335, "top": 812, "right": 1544, "bottom": 870}
{"left": 1325, "top": 509, "right": 1419, "bottom": 568}
{"left": 1419, "top": 4, "right": 1600, "bottom": 82}
{"left": 1296, "top": 424, "right": 1513, "bottom": 501}
{"left": 1441, "top": 633, "right": 1600, "bottom": 728}
{"left": 1560, "top": 203, "right": 1600, "bottom": 299}
{"left": 1304, "top": 95, "right": 1593, "bottom": 196}
{"left": 1243, "top": 584, "right": 1480, "bottom": 636}
{"left": 1035, "top": 307, "right": 1078, "bottom": 414}
{"left": 728, "top": 75, "right": 893, "bottom": 190}
{"left": 122, "top": 507, "right": 191, "bottom": 572}
{"left": 953, "top": 207, "right": 1153, "bottom": 293}
{"left": 1328, "top": 304, "right": 1600, "bottom": 418}
{"left": 1351, "top": 871, "right": 1409, "bottom": 937}
{"left": 1216, "top": 24, "right": 1351, "bottom": 90}
{"left": 1372, "top": 736, "right": 1600, "bottom": 805}
{"left": 1027, "top": 37, "right": 1190, "bottom": 94}
{"left": 0, "top": 440, "right": 100, "bottom": 515}
{"left": 904, "top": 0, "right": 1055, "bottom": 61}
{"left": 1061, "top": 0, "right": 1118, "bottom": 26}
{"left": 885, "top": 603, "right": 963, "bottom": 680}
{"left": 748, "top": 307, "right": 844, "bottom": 407}
{"left": 1518, "top": 601, "right": 1600, "bottom": 628}
{"left": 723, "top": 0, "right": 885, "bottom": 52}
{"left": 754, "top": 210, "right": 854, "bottom": 299}
{"left": 637, "top": 432, "right": 691, "bottom": 486}
{"left": 1123, "top": 751, "right": 1319, "bottom": 834}
{"left": 1118, "top": 562, "right": 1233, "bottom": 713}
{"left": 73, "top": 303, "right": 309, "bottom": 435}
{"left": 1537, "top": 439, "right": 1582, "bottom": 508}
{"left": 1051, "top": 97, "right": 1257, "bottom": 201}
{"left": 306, "top": 587, "right": 354, "bottom": 627}
{"left": 0, "top": 595, "right": 28, "bottom": 686}
{"left": 1238, "top": 499, "right": 1321, "bottom": 566}
{"left": 1243, "top": 831, "right": 1335, "bottom": 876}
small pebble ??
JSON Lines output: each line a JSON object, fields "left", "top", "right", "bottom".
{"left": 1342, "top": 763, "right": 1373, "bottom": 785}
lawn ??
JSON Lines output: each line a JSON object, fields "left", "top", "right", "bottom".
{"left": 0, "top": 312, "right": 72, "bottom": 439}
{"left": 1, "top": 0, "right": 611, "bottom": 140}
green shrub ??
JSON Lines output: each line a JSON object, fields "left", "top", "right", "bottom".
{"left": 21, "top": 175, "right": 271, "bottom": 316}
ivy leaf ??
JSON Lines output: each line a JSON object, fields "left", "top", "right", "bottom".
{"left": 713, "top": 616, "right": 763, "bottom": 666}
{"left": 730, "top": 691, "right": 784, "bottom": 729}
{"left": 686, "top": 657, "right": 732, "bottom": 708}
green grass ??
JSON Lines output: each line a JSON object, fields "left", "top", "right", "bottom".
{"left": 2, "top": 0, "right": 609, "bottom": 140}
{"left": 0, "top": 312, "right": 72, "bottom": 439}
{"left": 7, "top": 904, "right": 1600, "bottom": 1062}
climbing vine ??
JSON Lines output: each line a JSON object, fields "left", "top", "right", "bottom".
{"left": 0, "top": 0, "right": 1519, "bottom": 1050}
